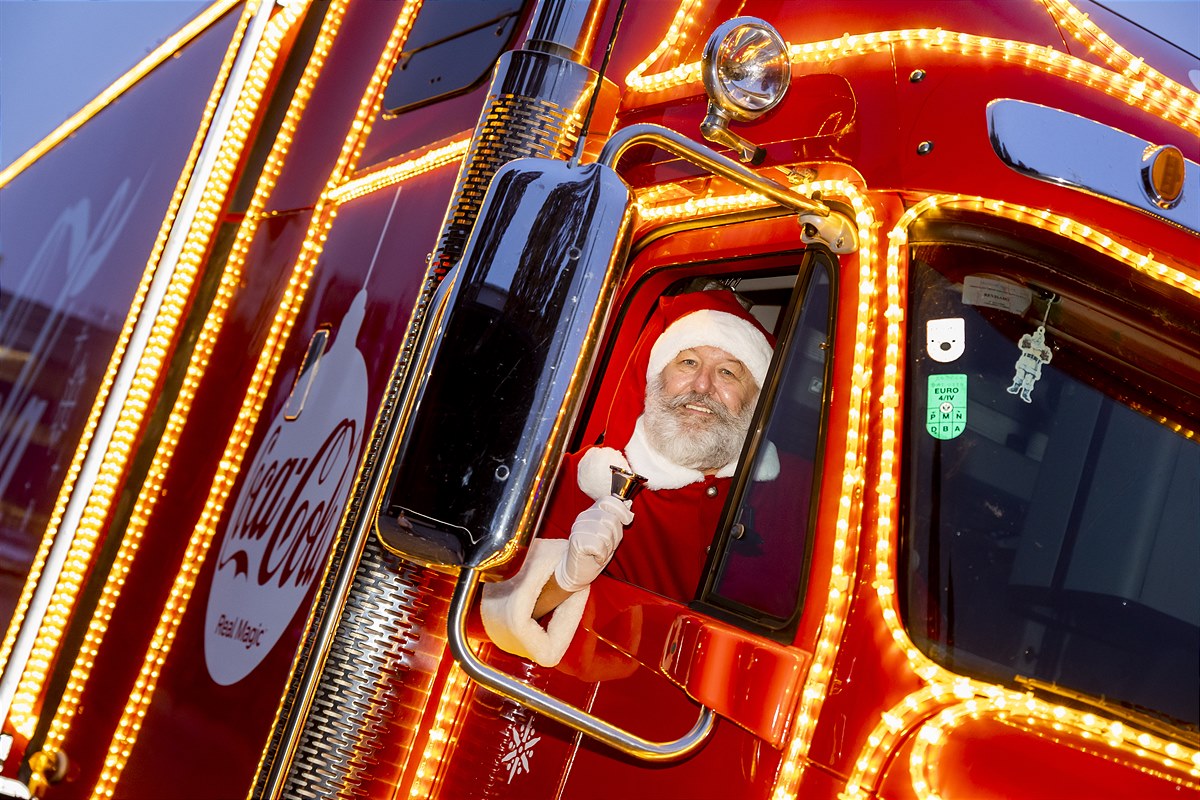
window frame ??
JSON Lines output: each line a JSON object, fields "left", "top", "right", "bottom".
{"left": 692, "top": 247, "right": 838, "bottom": 641}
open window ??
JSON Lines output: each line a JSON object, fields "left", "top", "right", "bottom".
{"left": 899, "top": 212, "right": 1200, "bottom": 733}
{"left": 529, "top": 244, "right": 834, "bottom": 643}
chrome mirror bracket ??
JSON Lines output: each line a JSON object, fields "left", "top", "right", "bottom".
{"left": 447, "top": 568, "right": 716, "bottom": 761}
{"left": 700, "top": 107, "right": 766, "bottom": 164}
{"left": 799, "top": 209, "right": 858, "bottom": 253}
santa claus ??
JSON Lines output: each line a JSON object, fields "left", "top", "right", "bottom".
{"left": 482, "top": 289, "right": 777, "bottom": 666}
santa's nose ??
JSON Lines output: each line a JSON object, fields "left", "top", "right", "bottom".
{"left": 689, "top": 367, "right": 715, "bottom": 393}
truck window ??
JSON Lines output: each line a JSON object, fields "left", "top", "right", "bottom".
{"left": 699, "top": 252, "right": 834, "bottom": 636}
{"left": 900, "top": 223, "right": 1200, "bottom": 731}
{"left": 383, "top": 0, "right": 526, "bottom": 115}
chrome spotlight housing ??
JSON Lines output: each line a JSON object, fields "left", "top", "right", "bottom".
{"left": 700, "top": 17, "right": 791, "bottom": 162}
{"left": 703, "top": 17, "right": 791, "bottom": 121}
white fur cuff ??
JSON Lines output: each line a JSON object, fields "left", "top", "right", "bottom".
{"left": 480, "top": 538, "right": 589, "bottom": 668}
{"left": 576, "top": 447, "right": 630, "bottom": 501}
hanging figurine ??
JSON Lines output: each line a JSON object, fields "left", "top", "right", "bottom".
{"left": 1007, "top": 299, "right": 1054, "bottom": 403}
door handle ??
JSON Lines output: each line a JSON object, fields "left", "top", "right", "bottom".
{"left": 448, "top": 568, "right": 715, "bottom": 761}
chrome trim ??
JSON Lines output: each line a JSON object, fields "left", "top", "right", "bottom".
{"left": 374, "top": 159, "right": 635, "bottom": 571}
{"left": 448, "top": 568, "right": 716, "bottom": 760}
{"left": 599, "top": 123, "right": 831, "bottom": 217}
{"left": 987, "top": 98, "right": 1199, "bottom": 234}
{"left": 526, "top": 0, "right": 610, "bottom": 62}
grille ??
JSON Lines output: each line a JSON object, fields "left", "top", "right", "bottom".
{"left": 280, "top": 538, "right": 451, "bottom": 799}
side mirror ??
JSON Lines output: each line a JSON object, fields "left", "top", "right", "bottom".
{"left": 374, "top": 158, "right": 633, "bottom": 573}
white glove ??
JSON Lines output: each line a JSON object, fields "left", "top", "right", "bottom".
{"left": 553, "top": 496, "right": 634, "bottom": 592}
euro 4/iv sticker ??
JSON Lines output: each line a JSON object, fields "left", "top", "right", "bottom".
{"left": 927, "top": 374, "right": 967, "bottom": 440}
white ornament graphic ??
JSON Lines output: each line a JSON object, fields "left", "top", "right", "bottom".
{"left": 204, "top": 292, "right": 369, "bottom": 685}
{"left": 501, "top": 718, "right": 541, "bottom": 783}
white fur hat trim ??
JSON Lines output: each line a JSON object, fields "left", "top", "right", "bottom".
{"left": 647, "top": 309, "right": 772, "bottom": 387}
{"left": 480, "top": 538, "right": 588, "bottom": 668}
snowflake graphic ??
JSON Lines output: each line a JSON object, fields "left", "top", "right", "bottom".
{"left": 500, "top": 718, "right": 541, "bottom": 783}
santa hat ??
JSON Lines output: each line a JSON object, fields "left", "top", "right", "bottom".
{"left": 647, "top": 306, "right": 773, "bottom": 388}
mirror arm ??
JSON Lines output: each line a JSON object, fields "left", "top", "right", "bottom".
{"left": 598, "top": 123, "right": 830, "bottom": 218}
{"left": 447, "top": 568, "right": 716, "bottom": 761}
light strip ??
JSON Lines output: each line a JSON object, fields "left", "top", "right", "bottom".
{"left": 753, "top": 182, "right": 879, "bottom": 799}
{"left": 842, "top": 194, "right": 1200, "bottom": 798}
{"left": 90, "top": 2, "right": 426, "bottom": 795}
{"left": 624, "top": 2, "right": 1199, "bottom": 133}
{"left": 327, "top": 138, "right": 469, "bottom": 205}
{"left": 621, "top": 0, "right": 709, "bottom": 91}
{"left": 908, "top": 702, "right": 1200, "bottom": 798}
{"left": 0, "top": 0, "right": 262, "bottom": 739}
{"left": 26, "top": 1, "right": 314, "bottom": 785}
{"left": 0, "top": 0, "right": 242, "bottom": 189}
{"left": 1041, "top": 0, "right": 1197, "bottom": 109}
{"left": 408, "top": 662, "right": 470, "bottom": 798}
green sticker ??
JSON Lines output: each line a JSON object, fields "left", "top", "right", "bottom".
{"left": 927, "top": 374, "right": 967, "bottom": 440}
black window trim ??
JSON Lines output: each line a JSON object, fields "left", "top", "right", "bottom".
{"left": 693, "top": 246, "right": 839, "bottom": 642}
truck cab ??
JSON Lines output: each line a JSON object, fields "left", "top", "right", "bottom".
{"left": 0, "top": 1, "right": 1196, "bottom": 798}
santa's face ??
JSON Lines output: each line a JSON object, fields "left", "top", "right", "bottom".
{"left": 660, "top": 346, "right": 757, "bottom": 417}
{"left": 643, "top": 346, "right": 759, "bottom": 472}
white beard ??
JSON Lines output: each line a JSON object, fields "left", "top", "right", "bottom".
{"left": 641, "top": 374, "right": 757, "bottom": 473}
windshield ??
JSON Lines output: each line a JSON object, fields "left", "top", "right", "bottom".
{"left": 900, "top": 222, "right": 1199, "bottom": 731}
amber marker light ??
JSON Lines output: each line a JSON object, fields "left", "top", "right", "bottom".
{"left": 1141, "top": 144, "right": 1187, "bottom": 209}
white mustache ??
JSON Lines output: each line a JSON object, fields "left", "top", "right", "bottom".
{"left": 664, "top": 391, "right": 736, "bottom": 423}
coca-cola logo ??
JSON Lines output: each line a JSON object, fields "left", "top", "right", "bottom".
{"left": 217, "top": 419, "right": 356, "bottom": 589}
{"left": 205, "top": 293, "right": 369, "bottom": 685}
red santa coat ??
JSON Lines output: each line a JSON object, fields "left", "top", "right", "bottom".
{"left": 541, "top": 447, "right": 731, "bottom": 602}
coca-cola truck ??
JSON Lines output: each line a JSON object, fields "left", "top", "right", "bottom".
{"left": 0, "top": 0, "right": 1196, "bottom": 797}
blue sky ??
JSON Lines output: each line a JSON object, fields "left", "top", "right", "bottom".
{"left": 0, "top": 0, "right": 1198, "bottom": 168}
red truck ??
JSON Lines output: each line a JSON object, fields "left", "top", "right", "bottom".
{"left": 1, "top": 0, "right": 1196, "bottom": 798}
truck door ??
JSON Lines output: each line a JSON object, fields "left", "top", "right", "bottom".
{"left": 430, "top": 216, "right": 848, "bottom": 799}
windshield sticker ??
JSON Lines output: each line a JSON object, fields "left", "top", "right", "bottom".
{"left": 927, "top": 374, "right": 967, "bottom": 439}
{"left": 1008, "top": 325, "right": 1053, "bottom": 403}
{"left": 927, "top": 317, "right": 965, "bottom": 363}
{"left": 962, "top": 275, "right": 1032, "bottom": 315}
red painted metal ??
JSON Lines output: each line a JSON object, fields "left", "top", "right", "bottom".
{"left": 0, "top": 1, "right": 1195, "bottom": 798}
